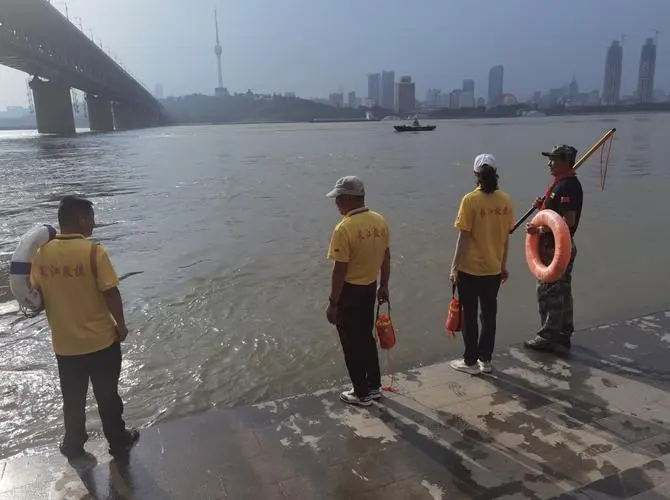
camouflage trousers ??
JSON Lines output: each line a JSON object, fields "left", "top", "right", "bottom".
{"left": 537, "top": 241, "right": 577, "bottom": 341}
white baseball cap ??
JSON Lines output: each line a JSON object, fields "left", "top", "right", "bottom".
{"left": 473, "top": 153, "right": 496, "bottom": 173}
{"left": 326, "top": 176, "right": 365, "bottom": 198}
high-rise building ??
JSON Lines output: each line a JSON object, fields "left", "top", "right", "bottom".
{"left": 449, "top": 89, "right": 462, "bottom": 109}
{"left": 462, "top": 79, "right": 475, "bottom": 94}
{"left": 637, "top": 37, "right": 657, "bottom": 104}
{"left": 395, "top": 76, "right": 415, "bottom": 115}
{"left": 363, "top": 98, "right": 377, "bottom": 108}
{"left": 381, "top": 71, "right": 395, "bottom": 110}
{"left": 487, "top": 65, "right": 504, "bottom": 107}
{"left": 213, "top": 9, "right": 226, "bottom": 96}
{"left": 460, "top": 91, "right": 475, "bottom": 108}
{"left": 367, "top": 73, "right": 381, "bottom": 106}
{"left": 329, "top": 93, "right": 344, "bottom": 108}
{"left": 477, "top": 97, "right": 486, "bottom": 108}
{"left": 425, "top": 89, "right": 442, "bottom": 107}
{"left": 154, "top": 84, "right": 164, "bottom": 99}
{"left": 347, "top": 91, "right": 357, "bottom": 108}
{"left": 602, "top": 40, "right": 623, "bottom": 105}
{"left": 569, "top": 79, "right": 579, "bottom": 99}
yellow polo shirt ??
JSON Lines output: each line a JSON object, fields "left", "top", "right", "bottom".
{"left": 328, "top": 208, "right": 390, "bottom": 285}
{"left": 30, "top": 235, "right": 120, "bottom": 356}
{"left": 454, "top": 188, "right": 515, "bottom": 276}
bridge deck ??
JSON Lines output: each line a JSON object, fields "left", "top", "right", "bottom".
{"left": 0, "top": 0, "right": 159, "bottom": 109}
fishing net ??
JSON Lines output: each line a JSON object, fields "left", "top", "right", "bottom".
{"left": 599, "top": 133, "right": 614, "bottom": 190}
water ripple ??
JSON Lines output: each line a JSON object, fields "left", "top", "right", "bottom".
{"left": 1, "top": 116, "right": 670, "bottom": 459}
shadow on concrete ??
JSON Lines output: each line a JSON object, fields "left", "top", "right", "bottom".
{"left": 374, "top": 396, "right": 553, "bottom": 500}
{"left": 373, "top": 345, "right": 670, "bottom": 500}
{"left": 67, "top": 453, "right": 172, "bottom": 500}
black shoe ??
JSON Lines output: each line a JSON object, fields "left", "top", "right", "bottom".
{"left": 524, "top": 335, "right": 571, "bottom": 355}
{"left": 524, "top": 335, "right": 558, "bottom": 353}
{"left": 59, "top": 443, "right": 86, "bottom": 460}
{"left": 109, "top": 429, "right": 140, "bottom": 460}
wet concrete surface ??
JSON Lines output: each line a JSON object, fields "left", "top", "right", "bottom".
{"left": 3, "top": 311, "right": 670, "bottom": 499}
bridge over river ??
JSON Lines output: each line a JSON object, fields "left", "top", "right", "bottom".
{"left": 0, "top": 0, "right": 167, "bottom": 135}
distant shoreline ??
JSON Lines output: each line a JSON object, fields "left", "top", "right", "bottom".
{"left": 136, "top": 106, "right": 670, "bottom": 128}
{"left": 0, "top": 125, "right": 36, "bottom": 131}
{"left": 1, "top": 106, "right": 668, "bottom": 133}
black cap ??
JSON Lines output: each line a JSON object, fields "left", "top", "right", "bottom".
{"left": 541, "top": 144, "right": 578, "bottom": 164}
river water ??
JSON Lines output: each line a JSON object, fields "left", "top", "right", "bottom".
{"left": 1, "top": 113, "right": 669, "bottom": 458}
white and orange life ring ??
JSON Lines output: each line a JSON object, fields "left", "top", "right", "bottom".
{"left": 525, "top": 209, "right": 572, "bottom": 283}
{"left": 10, "top": 224, "right": 57, "bottom": 313}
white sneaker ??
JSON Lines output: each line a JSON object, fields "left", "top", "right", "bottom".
{"left": 450, "top": 359, "right": 480, "bottom": 375}
{"left": 478, "top": 360, "right": 493, "bottom": 374}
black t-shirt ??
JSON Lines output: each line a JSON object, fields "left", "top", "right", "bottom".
{"left": 541, "top": 175, "right": 583, "bottom": 245}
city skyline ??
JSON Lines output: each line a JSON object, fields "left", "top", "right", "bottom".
{"left": 339, "top": 35, "right": 664, "bottom": 112}
{"left": 0, "top": 0, "right": 669, "bottom": 109}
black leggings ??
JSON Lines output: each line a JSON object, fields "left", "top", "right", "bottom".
{"left": 457, "top": 272, "right": 502, "bottom": 366}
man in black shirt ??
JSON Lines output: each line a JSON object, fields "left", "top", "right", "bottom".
{"left": 524, "top": 144, "right": 583, "bottom": 354}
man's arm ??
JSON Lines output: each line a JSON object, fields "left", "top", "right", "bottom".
{"left": 330, "top": 261, "right": 348, "bottom": 305}
{"left": 380, "top": 248, "right": 390, "bottom": 287}
{"left": 326, "top": 226, "right": 350, "bottom": 325}
{"left": 96, "top": 246, "right": 128, "bottom": 340}
{"left": 378, "top": 248, "right": 391, "bottom": 302}
{"left": 103, "top": 287, "right": 128, "bottom": 340}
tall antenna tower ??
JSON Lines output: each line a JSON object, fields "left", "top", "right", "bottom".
{"left": 214, "top": 8, "right": 224, "bottom": 95}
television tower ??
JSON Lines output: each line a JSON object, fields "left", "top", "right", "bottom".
{"left": 214, "top": 8, "right": 225, "bottom": 96}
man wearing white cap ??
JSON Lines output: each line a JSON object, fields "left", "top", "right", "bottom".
{"left": 326, "top": 176, "right": 391, "bottom": 407}
{"left": 449, "top": 154, "right": 514, "bottom": 375}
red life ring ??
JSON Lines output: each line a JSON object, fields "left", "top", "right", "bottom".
{"left": 525, "top": 209, "right": 572, "bottom": 283}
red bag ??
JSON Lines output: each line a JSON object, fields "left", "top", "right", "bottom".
{"left": 445, "top": 285, "right": 462, "bottom": 338}
{"left": 375, "top": 301, "right": 396, "bottom": 349}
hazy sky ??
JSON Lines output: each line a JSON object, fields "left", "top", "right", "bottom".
{"left": 1, "top": 0, "right": 668, "bottom": 108}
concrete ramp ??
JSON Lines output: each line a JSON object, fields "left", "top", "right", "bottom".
{"left": 3, "top": 312, "right": 670, "bottom": 499}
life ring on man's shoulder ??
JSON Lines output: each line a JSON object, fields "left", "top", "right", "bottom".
{"left": 525, "top": 210, "right": 572, "bottom": 283}
{"left": 9, "top": 224, "right": 57, "bottom": 313}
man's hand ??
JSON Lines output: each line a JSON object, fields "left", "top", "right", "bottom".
{"left": 377, "top": 285, "right": 389, "bottom": 304}
{"left": 533, "top": 197, "right": 544, "bottom": 210}
{"left": 116, "top": 324, "right": 129, "bottom": 342}
{"left": 449, "top": 269, "right": 458, "bottom": 284}
{"left": 501, "top": 267, "right": 509, "bottom": 284}
{"left": 526, "top": 223, "right": 544, "bottom": 235}
{"left": 326, "top": 304, "right": 339, "bottom": 326}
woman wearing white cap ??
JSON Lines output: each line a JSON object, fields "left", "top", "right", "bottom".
{"left": 448, "top": 154, "right": 515, "bottom": 375}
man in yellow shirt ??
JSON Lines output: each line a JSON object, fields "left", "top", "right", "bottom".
{"left": 449, "top": 154, "right": 514, "bottom": 375}
{"left": 30, "top": 196, "right": 139, "bottom": 461}
{"left": 326, "top": 176, "right": 391, "bottom": 407}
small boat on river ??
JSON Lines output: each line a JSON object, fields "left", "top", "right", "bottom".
{"left": 393, "top": 124, "right": 437, "bottom": 132}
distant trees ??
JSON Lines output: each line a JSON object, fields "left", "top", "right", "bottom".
{"left": 161, "top": 92, "right": 367, "bottom": 124}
